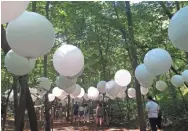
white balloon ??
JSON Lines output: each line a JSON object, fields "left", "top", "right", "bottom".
{"left": 58, "top": 93, "right": 67, "bottom": 100}
{"left": 1, "top": 1, "right": 30, "bottom": 24}
{"left": 117, "top": 87, "right": 126, "bottom": 99}
{"left": 48, "top": 94, "right": 55, "bottom": 102}
{"left": 105, "top": 81, "right": 121, "bottom": 97}
{"left": 115, "top": 69, "right": 131, "bottom": 86}
{"left": 138, "top": 80, "right": 153, "bottom": 88}
{"left": 88, "top": 87, "right": 99, "bottom": 100}
{"left": 156, "top": 81, "right": 167, "bottom": 91}
{"left": 31, "top": 94, "right": 37, "bottom": 102}
{"left": 77, "top": 88, "right": 85, "bottom": 98}
{"left": 168, "top": 6, "right": 188, "bottom": 52}
{"left": 97, "top": 81, "right": 106, "bottom": 94}
{"left": 83, "top": 93, "right": 89, "bottom": 101}
{"left": 140, "top": 86, "right": 149, "bottom": 95}
{"left": 171, "top": 75, "right": 184, "bottom": 87}
{"left": 52, "top": 87, "right": 63, "bottom": 97}
{"left": 53, "top": 44, "right": 84, "bottom": 77}
{"left": 6, "top": 11, "right": 55, "bottom": 58}
{"left": 4, "top": 50, "right": 36, "bottom": 76}
{"left": 182, "top": 70, "right": 188, "bottom": 83}
{"left": 71, "top": 84, "right": 81, "bottom": 97}
{"left": 64, "top": 84, "right": 76, "bottom": 94}
{"left": 37, "top": 77, "right": 51, "bottom": 90}
{"left": 36, "top": 88, "right": 47, "bottom": 99}
{"left": 55, "top": 75, "right": 75, "bottom": 90}
{"left": 128, "top": 88, "right": 136, "bottom": 98}
{"left": 29, "top": 88, "right": 38, "bottom": 94}
{"left": 135, "top": 64, "right": 155, "bottom": 85}
{"left": 144, "top": 48, "right": 172, "bottom": 75}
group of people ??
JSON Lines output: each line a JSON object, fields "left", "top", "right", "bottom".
{"left": 73, "top": 102, "right": 89, "bottom": 123}
{"left": 73, "top": 96, "right": 162, "bottom": 131}
{"left": 73, "top": 101, "right": 109, "bottom": 127}
{"left": 146, "top": 96, "right": 162, "bottom": 131}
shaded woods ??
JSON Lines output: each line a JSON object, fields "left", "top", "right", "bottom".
{"left": 1, "top": 1, "right": 188, "bottom": 131}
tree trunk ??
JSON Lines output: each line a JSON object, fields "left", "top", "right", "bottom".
{"left": 124, "top": 2, "right": 146, "bottom": 131}
{"left": 15, "top": 75, "right": 28, "bottom": 131}
{"left": 44, "top": 2, "right": 51, "bottom": 131}
{"left": 66, "top": 95, "right": 71, "bottom": 121}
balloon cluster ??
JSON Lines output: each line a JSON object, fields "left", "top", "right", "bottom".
{"left": 3, "top": 2, "right": 85, "bottom": 103}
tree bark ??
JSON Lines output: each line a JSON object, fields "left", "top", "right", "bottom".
{"left": 44, "top": 2, "right": 51, "bottom": 131}
{"left": 124, "top": 2, "right": 146, "bottom": 131}
{"left": 15, "top": 75, "right": 28, "bottom": 131}
{"left": 66, "top": 95, "right": 71, "bottom": 121}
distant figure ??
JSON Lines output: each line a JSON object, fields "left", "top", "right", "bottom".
{"left": 146, "top": 96, "right": 160, "bottom": 131}
{"left": 73, "top": 102, "right": 79, "bottom": 122}
{"left": 96, "top": 103, "right": 104, "bottom": 127}
{"left": 79, "top": 104, "right": 85, "bottom": 122}
{"left": 83, "top": 103, "right": 89, "bottom": 123}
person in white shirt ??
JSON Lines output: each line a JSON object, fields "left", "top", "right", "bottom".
{"left": 146, "top": 96, "right": 159, "bottom": 131}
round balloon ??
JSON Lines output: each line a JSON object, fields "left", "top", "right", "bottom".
{"left": 53, "top": 44, "right": 84, "bottom": 77}
{"left": 138, "top": 79, "right": 153, "bottom": 88}
{"left": 88, "top": 87, "right": 99, "bottom": 100}
{"left": 105, "top": 81, "right": 121, "bottom": 97}
{"left": 1, "top": 1, "right": 30, "bottom": 24}
{"left": 4, "top": 50, "right": 36, "bottom": 76}
{"left": 117, "top": 87, "right": 126, "bottom": 99}
{"left": 37, "top": 77, "right": 51, "bottom": 90}
{"left": 31, "top": 94, "right": 37, "bottom": 102}
{"left": 58, "top": 93, "right": 67, "bottom": 100}
{"left": 140, "top": 86, "right": 149, "bottom": 95}
{"left": 135, "top": 64, "right": 155, "bottom": 85}
{"left": 128, "top": 88, "right": 136, "bottom": 98}
{"left": 144, "top": 48, "right": 172, "bottom": 75}
{"left": 114, "top": 69, "right": 131, "bottom": 86}
{"left": 168, "top": 6, "right": 188, "bottom": 52}
{"left": 52, "top": 87, "right": 63, "bottom": 97}
{"left": 6, "top": 11, "right": 55, "bottom": 58}
{"left": 77, "top": 88, "right": 85, "bottom": 98}
{"left": 171, "top": 75, "right": 184, "bottom": 87}
{"left": 83, "top": 93, "right": 89, "bottom": 101}
{"left": 156, "top": 81, "right": 167, "bottom": 91}
{"left": 97, "top": 81, "right": 106, "bottom": 94}
{"left": 71, "top": 84, "right": 81, "bottom": 97}
{"left": 182, "top": 70, "right": 188, "bottom": 82}
{"left": 29, "top": 88, "right": 38, "bottom": 94}
{"left": 64, "top": 84, "right": 76, "bottom": 94}
{"left": 55, "top": 75, "right": 75, "bottom": 89}
{"left": 48, "top": 94, "right": 55, "bottom": 102}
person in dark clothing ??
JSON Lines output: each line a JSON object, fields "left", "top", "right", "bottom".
{"left": 73, "top": 102, "right": 79, "bottom": 122}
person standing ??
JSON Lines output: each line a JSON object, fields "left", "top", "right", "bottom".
{"left": 73, "top": 102, "right": 79, "bottom": 122}
{"left": 79, "top": 104, "right": 84, "bottom": 123}
{"left": 83, "top": 103, "right": 89, "bottom": 123}
{"left": 96, "top": 103, "right": 104, "bottom": 127}
{"left": 146, "top": 96, "right": 160, "bottom": 131}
